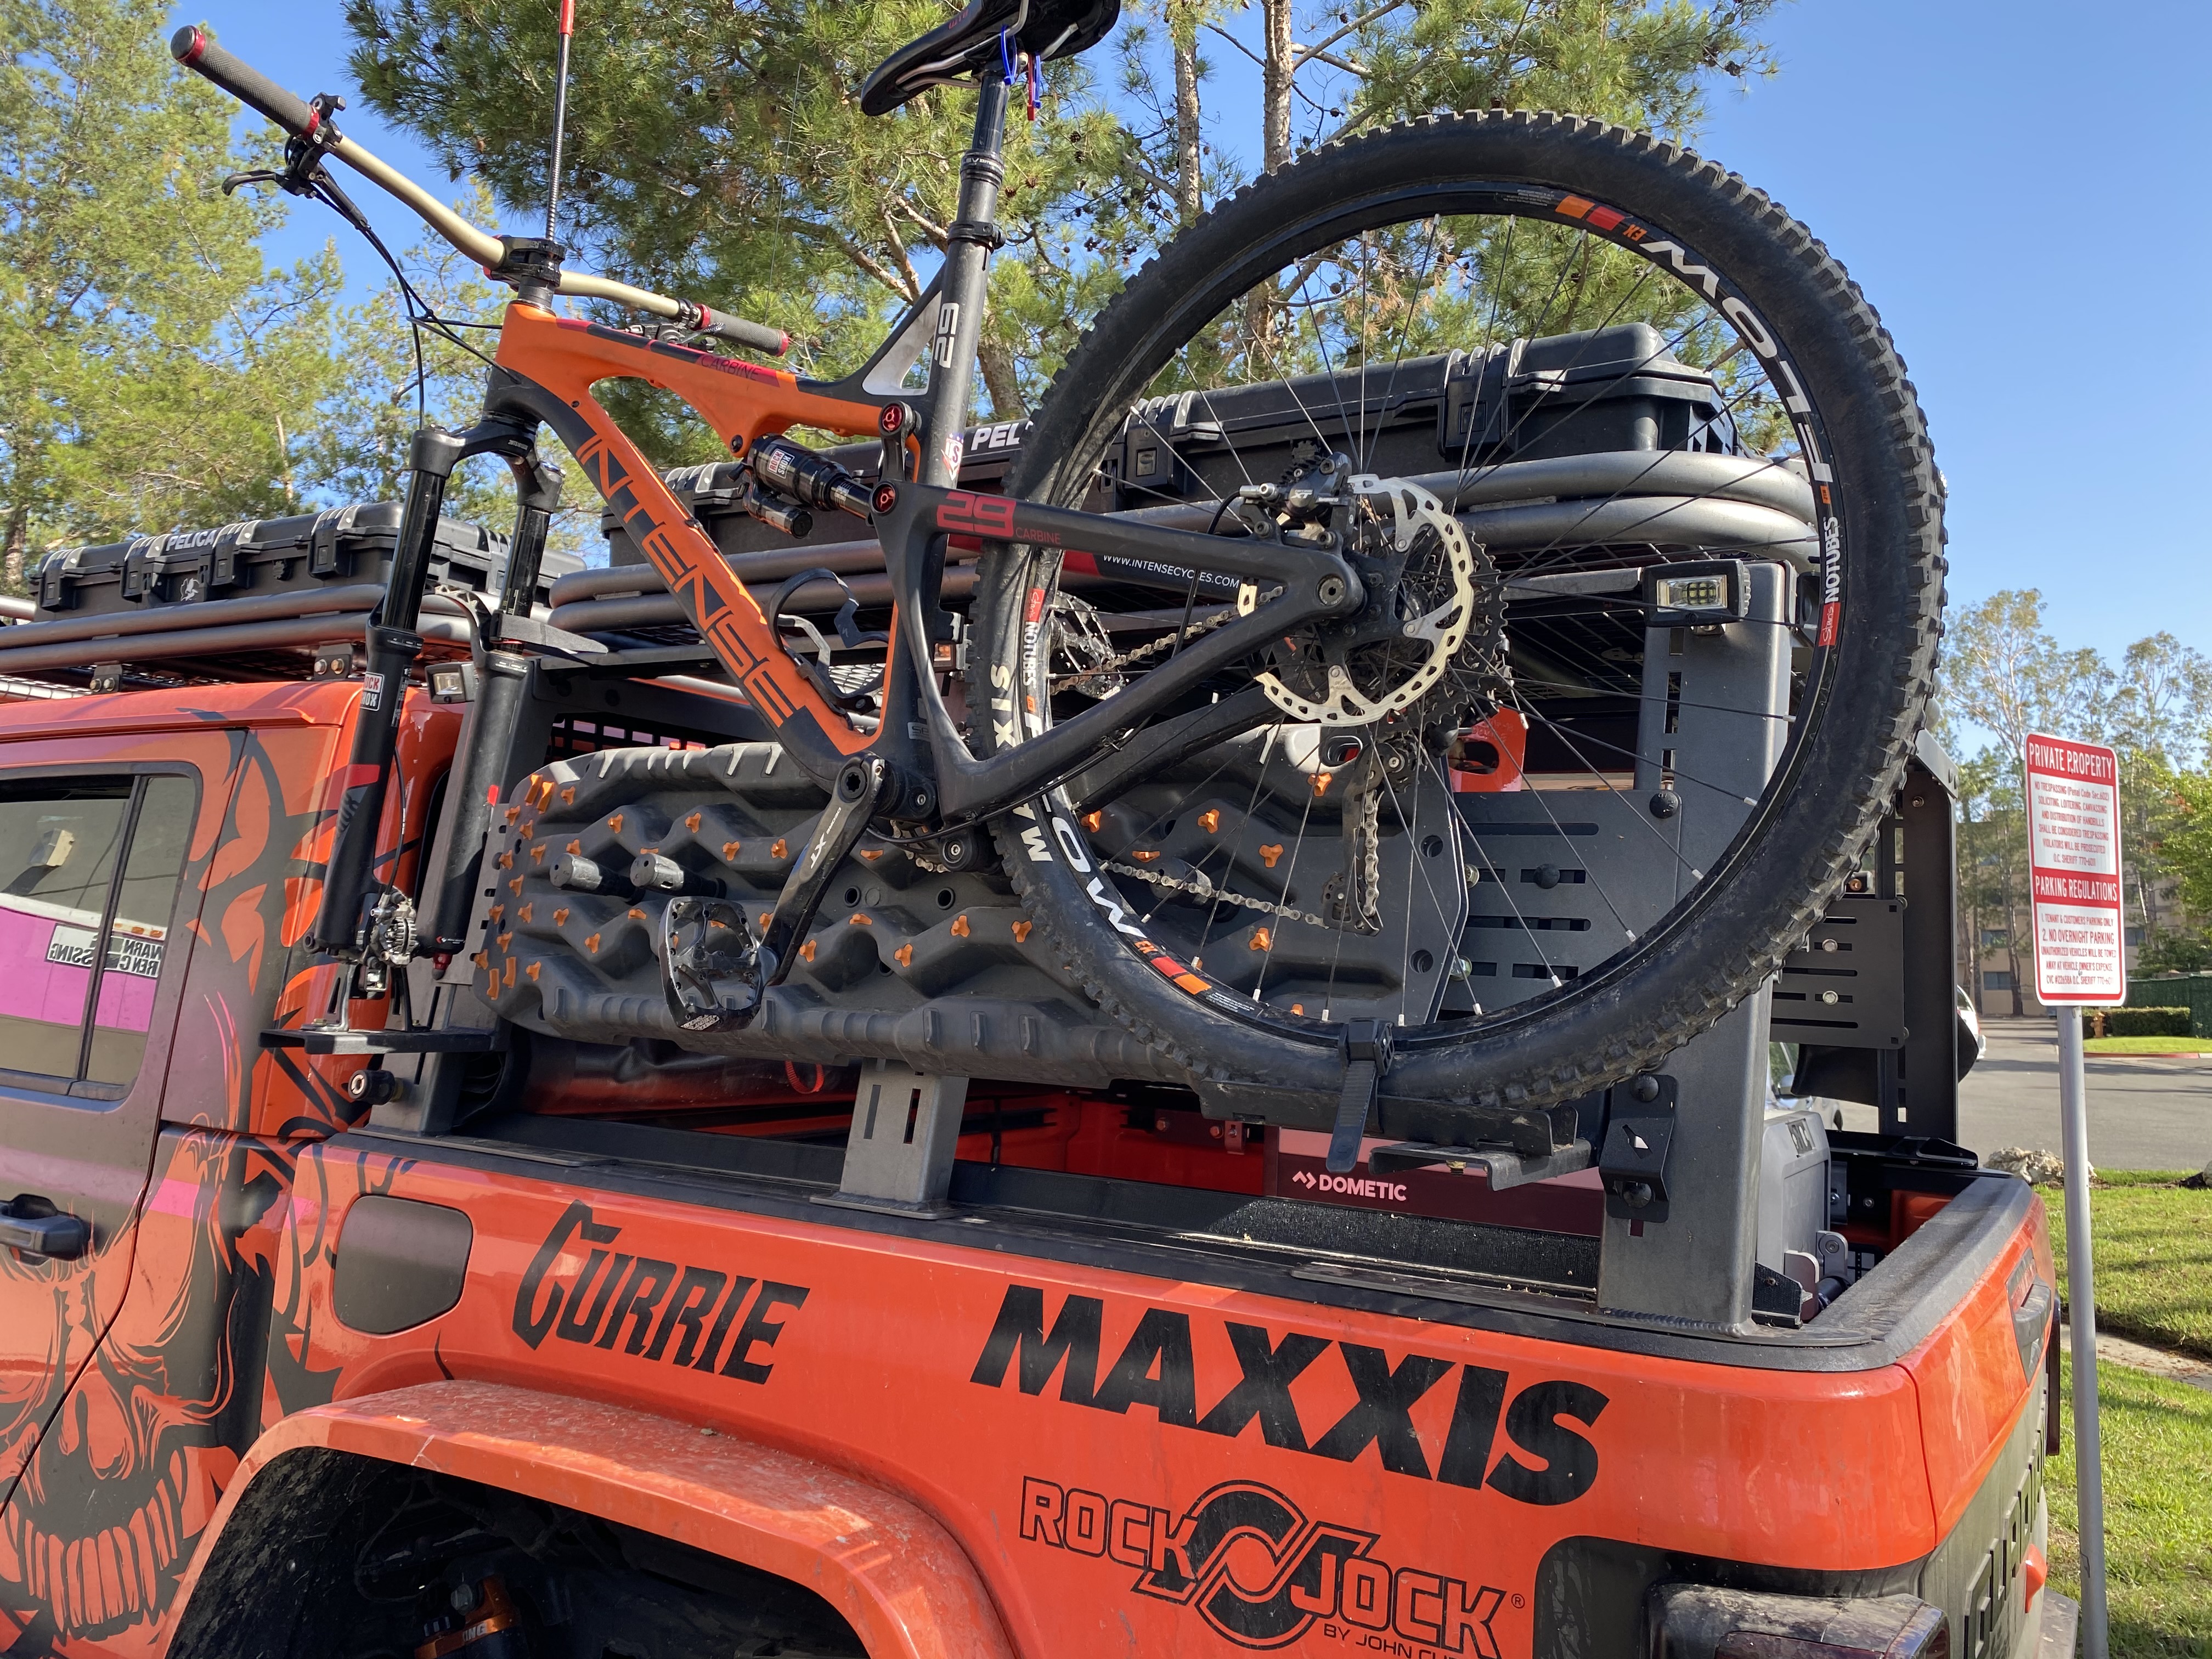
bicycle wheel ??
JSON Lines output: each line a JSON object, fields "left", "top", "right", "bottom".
{"left": 967, "top": 111, "right": 1942, "bottom": 1122}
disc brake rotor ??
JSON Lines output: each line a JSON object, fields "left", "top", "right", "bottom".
{"left": 1236, "top": 475, "right": 1479, "bottom": 726}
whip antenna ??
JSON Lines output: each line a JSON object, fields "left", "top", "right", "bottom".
{"left": 544, "top": 0, "right": 576, "bottom": 240}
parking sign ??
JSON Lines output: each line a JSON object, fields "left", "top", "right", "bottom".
{"left": 2024, "top": 733, "right": 2124, "bottom": 1003}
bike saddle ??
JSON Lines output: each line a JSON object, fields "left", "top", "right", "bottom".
{"left": 857, "top": 0, "right": 1121, "bottom": 116}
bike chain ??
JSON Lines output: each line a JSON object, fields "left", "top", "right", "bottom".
{"left": 1331, "top": 762, "right": 1385, "bottom": 934}
{"left": 1104, "top": 860, "right": 1329, "bottom": 929}
{"left": 1050, "top": 605, "right": 1240, "bottom": 695}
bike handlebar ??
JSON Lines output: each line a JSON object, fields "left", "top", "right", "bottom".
{"left": 170, "top": 26, "right": 789, "bottom": 357}
{"left": 171, "top": 26, "right": 319, "bottom": 139}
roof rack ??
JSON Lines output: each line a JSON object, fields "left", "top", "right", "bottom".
{"left": 0, "top": 502, "right": 567, "bottom": 695}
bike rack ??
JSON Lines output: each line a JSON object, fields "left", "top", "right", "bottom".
{"left": 351, "top": 552, "right": 1961, "bottom": 1338}
{"left": 813, "top": 1062, "right": 970, "bottom": 1217}
{"left": 1441, "top": 561, "right": 1796, "bottom": 1327}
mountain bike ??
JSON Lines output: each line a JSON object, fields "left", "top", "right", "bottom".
{"left": 171, "top": 0, "right": 1941, "bottom": 1161}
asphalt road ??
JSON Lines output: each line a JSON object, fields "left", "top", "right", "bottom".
{"left": 1832, "top": 1019, "right": 2212, "bottom": 1172}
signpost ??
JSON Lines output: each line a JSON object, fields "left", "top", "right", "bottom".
{"left": 2023, "top": 732, "right": 2120, "bottom": 1659}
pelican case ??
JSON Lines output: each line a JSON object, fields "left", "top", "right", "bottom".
{"left": 31, "top": 501, "right": 571, "bottom": 618}
{"left": 1103, "top": 320, "right": 1735, "bottom": 510}
{"left": 603, "top": 324, "right": 1723, "bottom": 577}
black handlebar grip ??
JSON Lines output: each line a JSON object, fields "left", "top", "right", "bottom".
{"left": 170, "top": 26, "right": 322, "bottom": 141}
{"left": 697, "top": 306, "right": 791, "bottom": 357}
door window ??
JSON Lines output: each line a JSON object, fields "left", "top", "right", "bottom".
{"left": 0, "top": 775, "right": 195, "bottom": 1088}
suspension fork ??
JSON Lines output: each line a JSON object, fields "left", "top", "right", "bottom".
{"left": 421, "top": 441, "right": 566, "bottom": 960}
{"left": 312, "top": 413, "right": 561, "bottom": 963}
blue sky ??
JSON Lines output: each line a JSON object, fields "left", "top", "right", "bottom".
{"left": 187, "top": 0, "right": 2210, "bottom": 668}
{"left": 1692, "top": 0, "right": 2212, "bottom": 669}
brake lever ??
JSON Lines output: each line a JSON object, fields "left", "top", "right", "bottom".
{"left": 223, "top": 91, "right": 366, "bottom": 222}
{"left": 266, "top": 93, "right": 349, "bottom": 198}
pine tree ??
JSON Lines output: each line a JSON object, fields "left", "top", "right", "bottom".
{"left": 0, "top": 0, "right": 346, "bottom": 590}
{"left": 338, "top": 0, "right": 1778, "bottom": 458}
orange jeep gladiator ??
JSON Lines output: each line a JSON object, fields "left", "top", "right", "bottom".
{"left": 0, "top": 622, "right": 2058, "bottom": 1659}
{"left": 0, "top": 30, "right": 2057, "bottom": 1649}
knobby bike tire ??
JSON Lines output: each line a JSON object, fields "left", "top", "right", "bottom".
{"left": 966, "top": 110, "right": 1944, "bottom": 1118}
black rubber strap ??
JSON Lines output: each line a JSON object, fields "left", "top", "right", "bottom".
{"left": 1327, "top": 1062, "right": 1377, "bottom": 1175}
{"left": 1325, "top": 1018, "right": 1393, "bottom": 1174}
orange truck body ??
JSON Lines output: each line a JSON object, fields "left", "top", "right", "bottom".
{"left": 0, "top": 685, "right": 2057, "bottom": 1659}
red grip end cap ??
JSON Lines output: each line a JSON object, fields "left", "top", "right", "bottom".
{"left": 172, "top": 25, "right": 207, "bottom": 63}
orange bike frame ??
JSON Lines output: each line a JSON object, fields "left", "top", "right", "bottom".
{"left": 478, "top": 304, "right": 1355, "bottom": 822}
{"left": 488, "top": 304, "right": 886, "bottom": 780}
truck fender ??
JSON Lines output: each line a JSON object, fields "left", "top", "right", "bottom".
{"left": 171, "top": 1380, "right": 1013, "bottom": 1659}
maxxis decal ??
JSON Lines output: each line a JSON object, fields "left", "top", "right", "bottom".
{"left": 972, "top": 1285, "right": 1607, "bottom": 1505}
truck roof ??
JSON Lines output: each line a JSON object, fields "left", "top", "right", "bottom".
{"left": 0, "top": 678, "right": 365, "bottom": 737}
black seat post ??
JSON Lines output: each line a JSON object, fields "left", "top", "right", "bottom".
{"left": 918, "top": 66, "right": 1014, "bottom": 486}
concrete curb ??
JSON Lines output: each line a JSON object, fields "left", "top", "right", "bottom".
{"left": 2057, "top": 1320, "right": 2212, "bottom": 1395}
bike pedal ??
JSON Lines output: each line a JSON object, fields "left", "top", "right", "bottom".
{"left": 661, "top": 896, "right": 766, "bottom": 1032}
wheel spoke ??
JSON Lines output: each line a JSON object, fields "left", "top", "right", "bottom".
{"left": 973, "top": 123, "right": 1933, "bottom": 1108}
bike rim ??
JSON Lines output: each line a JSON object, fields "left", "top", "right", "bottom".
{"left": 1003, "top": 178, "right": 1852, "bottom": 1048}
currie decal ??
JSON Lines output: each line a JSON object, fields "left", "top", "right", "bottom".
{"left": 972, "top": 1286, "right": 1606, "bottom": 1504}
{"left": 511, "top": 1201, "right": 809, "bottom": 1381}
{"left": 1020, "top": 1476, "right": 1506, "bottom": 1655}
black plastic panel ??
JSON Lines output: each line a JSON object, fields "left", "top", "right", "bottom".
{"left": 332, "top": 1195, "right": 475, "bottom": 1335}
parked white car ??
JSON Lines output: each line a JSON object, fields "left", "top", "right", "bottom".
{"left": 1957, "top": 985, "right": 1987, "bottom": 1072}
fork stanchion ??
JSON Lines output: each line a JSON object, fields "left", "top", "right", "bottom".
{"left": 310, "top": 428, "right": 465, "bottom": 957}
{"left": 2057, "top": 1004, "right": 2112, "bottom": 1659}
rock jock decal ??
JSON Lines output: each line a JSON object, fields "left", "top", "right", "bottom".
{"left": 1019, "top": 1475, "right": 1506, "bottom": 1654}
{"left": 971, "top": 1285, "right": 1607, "bottom": 1505}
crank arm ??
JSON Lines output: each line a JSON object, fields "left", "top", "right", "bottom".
{"left": 757, "top": 757, "right": 890, "bottom": 986}
{"left": 661, "top": 758, "right": 888, "bottom": 1034}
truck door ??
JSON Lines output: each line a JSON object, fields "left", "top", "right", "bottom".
{"left": 0, "top": 768, "right": 201, "bottom": 1504}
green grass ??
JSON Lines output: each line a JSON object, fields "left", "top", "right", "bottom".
{"left": 2084, "top": 1036, "right": 2212, "bottom": 1055}
{"left": 2042, "top": 1175, "right": 2212, "bottom": 1362}
{"left": 2047, "top": 1353, "right": 2212, "bottom": 1658}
